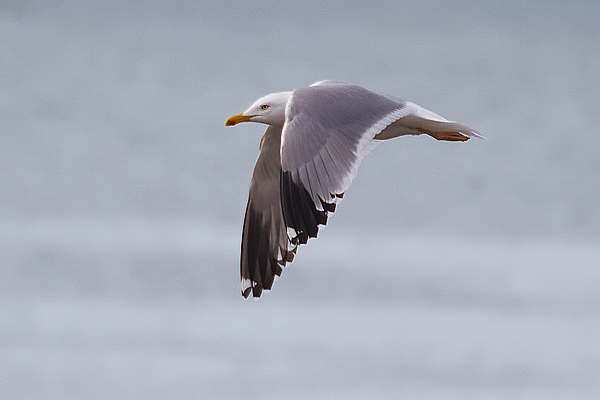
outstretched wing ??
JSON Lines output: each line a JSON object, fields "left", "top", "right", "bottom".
{"left": 240, "top": 125, "right": 295, "bottom": 298}
{"left": 280, "top": 82, "right": 412, "bottom": 245}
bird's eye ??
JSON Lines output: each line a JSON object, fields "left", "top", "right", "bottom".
{"left": 260, "top": 104, "right": 269, "bottom": 110}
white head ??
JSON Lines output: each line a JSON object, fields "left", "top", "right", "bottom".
{"left": 225, "top": 91, "right": 292, "bottom": 127}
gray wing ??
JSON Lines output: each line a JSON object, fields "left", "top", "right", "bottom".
{"left": 240, "top": 125, "right": 295, "bottom": 298}
{"left": 280, "top": 82, "right": 413, "bottom": 245}
{"left": 280, "top": 82, "right": 482, "bottom": 245}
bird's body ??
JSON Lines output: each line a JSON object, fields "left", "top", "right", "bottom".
{"left": 226, "top": 81, "right": 482, "bottom": 298}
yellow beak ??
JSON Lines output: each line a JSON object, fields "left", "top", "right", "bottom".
{"left": 225, "top": 113, "right": 254, "bottom": 126}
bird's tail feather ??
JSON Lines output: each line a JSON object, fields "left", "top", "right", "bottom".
{"left": 399, "top": 115, "right": 485, "bottom": 141}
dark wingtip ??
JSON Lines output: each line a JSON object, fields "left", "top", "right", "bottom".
{"left": 242, "top": 286, "right": 264, "bottom": 298}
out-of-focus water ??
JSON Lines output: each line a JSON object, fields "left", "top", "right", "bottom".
{"left": 1, "top": 1, "right": 599, "bottom": 398}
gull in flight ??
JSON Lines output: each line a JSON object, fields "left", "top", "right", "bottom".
{"left": 226, "top": 81, "right": 483, "bottom": 298}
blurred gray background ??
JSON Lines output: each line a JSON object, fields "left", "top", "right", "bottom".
{"left": 1, "top": 0, "right": 599, "bottom": 398}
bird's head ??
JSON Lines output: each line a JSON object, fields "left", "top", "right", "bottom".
{"left": 225, "top": 91, "right": 292, "bottom": 127}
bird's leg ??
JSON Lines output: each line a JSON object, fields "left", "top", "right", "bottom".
{"left": 421, "top": 129, "right": 470, "bottom": 142}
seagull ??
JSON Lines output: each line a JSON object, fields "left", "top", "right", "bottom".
{"left": 226, "top": 81, "right": 482, "bottom": 298}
